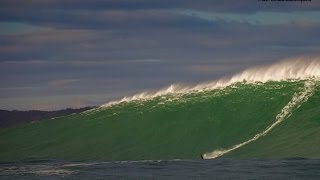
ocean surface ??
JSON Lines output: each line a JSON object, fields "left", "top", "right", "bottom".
{"left": 1, "top": 159, "right": 320, "bottom": 179}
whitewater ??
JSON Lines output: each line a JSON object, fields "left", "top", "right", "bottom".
{"left": 101, "top": 57, "right": 320, "bottom": 108}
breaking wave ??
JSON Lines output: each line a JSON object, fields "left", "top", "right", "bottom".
{"left": 1, "top": 56, "right": 320, "bottom": 161}
{"left": 101, "top": 57, "right": 320, "bottom": 108}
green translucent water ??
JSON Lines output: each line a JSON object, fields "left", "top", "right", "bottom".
{"left": 0, "top": 81, "right": 319, "bottom": 161}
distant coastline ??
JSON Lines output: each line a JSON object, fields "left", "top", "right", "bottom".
{"left": 0, "top": 106, "right": 96, "bottom": 128}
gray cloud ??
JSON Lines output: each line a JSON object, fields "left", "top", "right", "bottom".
{"left": 0, "top": 0, "right": 319, "bottom": 110}
{"left": 1, "top": 0, "right": 319, "bottom": 12}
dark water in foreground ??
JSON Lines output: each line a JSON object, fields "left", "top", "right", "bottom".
{"left": 1, "top": 159, "right": 320, "bottom": 179}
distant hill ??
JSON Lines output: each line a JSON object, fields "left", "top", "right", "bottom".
{"left": 0, "top": 107, "right": 96, "bottom": 128}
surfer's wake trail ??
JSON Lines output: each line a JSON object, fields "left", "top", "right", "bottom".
{"left": 202, "top": 80, "right": 317, "bottom": 159}
{"left": 0, "top": 56, "right": 320, "bottom": 161}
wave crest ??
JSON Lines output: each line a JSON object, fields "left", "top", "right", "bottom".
{"left": 101, "top": 57, "right": 320, "bottom": 107}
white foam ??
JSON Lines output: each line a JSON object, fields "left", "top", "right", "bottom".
{"left": 101, "top": 57, "right": 320, "bottom": 108}
{"left": 202, "top": 80, "right": 317, "bottom": 159}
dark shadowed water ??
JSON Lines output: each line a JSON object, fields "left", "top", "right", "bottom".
{"left": 1, "top": 159, "right": 320, "bottom": 179}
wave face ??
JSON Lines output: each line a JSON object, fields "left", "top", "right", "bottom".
{"left": 0, "top": 58, "right": 320, "bottom": 161}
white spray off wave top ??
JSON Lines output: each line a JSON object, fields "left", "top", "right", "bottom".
{"left": 101, "top": 57, "right": 320, "bottom": 107}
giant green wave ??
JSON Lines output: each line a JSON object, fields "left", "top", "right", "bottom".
{"left": 1, "top": 58, "right": 320, "bottom": 161}
{"left": 0, "top": 80, "right": 319, "bottom": 161}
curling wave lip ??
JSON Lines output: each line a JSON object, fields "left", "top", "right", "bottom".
{"left": 100, "top": 57, "right": 320, "bottom": 108}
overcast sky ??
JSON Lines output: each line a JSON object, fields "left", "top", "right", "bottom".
{"left": 0, "top": 0, "right": 320, "bottom": 110}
